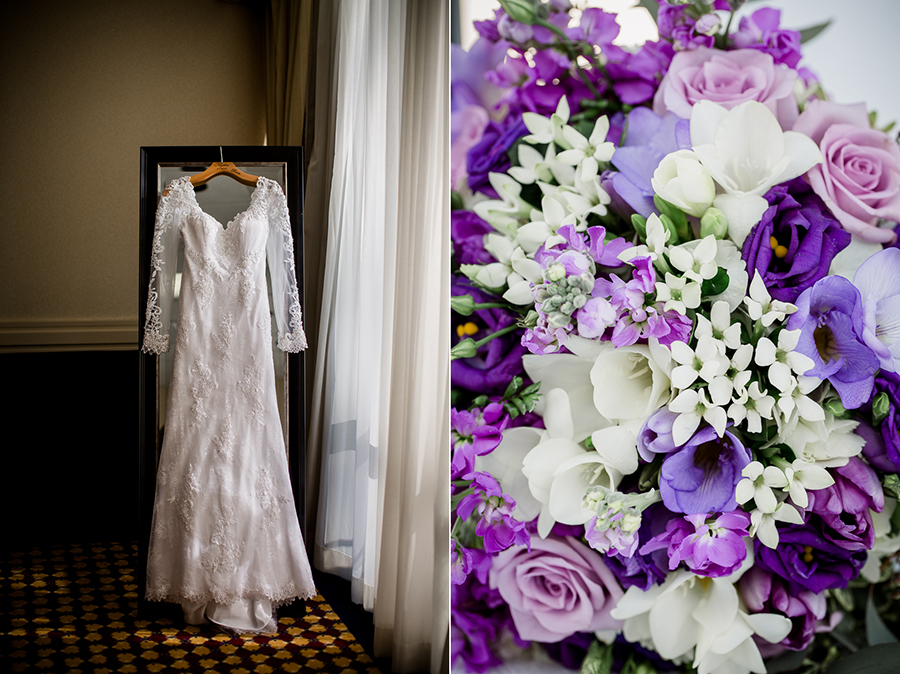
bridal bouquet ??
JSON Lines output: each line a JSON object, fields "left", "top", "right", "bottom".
{"left": 450, "top": 2, "right": 900, "bottom": 673}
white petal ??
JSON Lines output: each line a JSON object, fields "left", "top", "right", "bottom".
{"left": 672, "top": 412, "right": 701, "bottom": 446}
{"left": 744, "top": 612, "right": 792, "bottom": 645}
{"left": 755, "top": 516, "right": 779, "bottom": 548}
{"left": 713, "top": 193, "right": 769, "bottom": 248}
{"left": 735, "top": 479, "right": 755, "bottom": 505}
{"left": 542, "top": 388, "right": 575, "bottom": 439}
{"left": 592, "top": 426, "right": 640, "bottom": 476}
{"left": 754, "top": 485, "right": 778, "bottom": 513}
{"left": 754, "top": 338, "right": 776, "bottom": 367}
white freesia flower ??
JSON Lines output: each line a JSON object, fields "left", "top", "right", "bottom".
{"left": 475, "top": 426, "right": 543, "bottom": 523}
{"left": 522, "top": 96, "right": 571, "bottom": 147}
{"left": 557, "top": 115, "right": 616, "bottom": 182}
{"left": 651, "top": 149, "right": 717, "bottom": 217}
{"left": 690, "top": 99, "right": 822, "bottom": 246}
{"left": 590, "top": 342, "right": 672, "bottom": 424}
{"left": 829, "top": 234, "right": 883, "bottom": 281}
{"left": 785, "top": 413, "right": 865, "bottom": 467}
{"left": 611, "top": 554, "right": 792, "bottom": 674}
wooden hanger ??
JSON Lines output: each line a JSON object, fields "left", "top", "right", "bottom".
{"left": 162, "top": 149, "right": 261, "bottom": 196}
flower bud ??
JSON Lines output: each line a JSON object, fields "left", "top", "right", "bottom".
{"left": 695, "top": 14, "right": 722, "bottom": 36}
{"left": 872, "top": 391, "right": 890, "bottom": 424}
{"left": 450, "top": 294, "right": 476, "bottom": 316}
{"left": 651, "top": 150, "right": 716, "bottom": 218}
{"left": 700, "top": 207, "right": 728, "bottom": 239}
{"left": 545, "top": 262, "right": 567, "bottom": 282}
{"left": 451, "top": 339, "right": 478, "bottom": 360}
{"left": 498, "top": 0, "right": 538, "bottom": 25}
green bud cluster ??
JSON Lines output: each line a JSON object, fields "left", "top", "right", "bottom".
{"left": 532, "top": 271, "right": 594, "bottom": 329}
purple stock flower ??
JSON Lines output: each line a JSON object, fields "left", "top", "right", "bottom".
{"left": 610, "top": 107, "right": 691, "bottom": 218}
{"left": 604, "top": 502, "right": 674, "bottom": 591}
{"left": 787, "top": 276, "right": 880, "bottom": 409}
{"left": 659, "top": 425, "right": 751, "bottom": 514}
{"left": 742, "top": 178, "right": 851, "bottom": 303}
{"left": 732, "top": 8, "right": 803, "bottom": 69}
{"left": 451, "top": 210, "right": 495, "bottom": 266}
{"left": 640, "top": 510, "right": 750, "bottom": 577}
{"left": 467, "top": 117, "right": 528, "bottom": 198}
{"left": 754, "top": 523, "right": 867, "bottom": 594}
{"left": 452, "top": 540, "right": 474, "bottom": 585}
{"left": 657, "top": 1, "right": 716, "bottom": 51}
{"left": 452, "top": 277, "right": 527, "bottom": 395}
{"left": 806, "top": 457, "right": 884, "bottom": 551}
{"left": 637, "top": 407, "right": 681, "bottom": 462}
{"left": 457, "top": 472, "right": 529, "bottom": 554}
{"left": 606, "top": 40, "right": 675, "bottom": 106}
{"left": 740, "top": 565, "right": 832, "bottom": 653}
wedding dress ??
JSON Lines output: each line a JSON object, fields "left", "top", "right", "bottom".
{"left": 141, "top": 175, "right": 315, "bottom": 633}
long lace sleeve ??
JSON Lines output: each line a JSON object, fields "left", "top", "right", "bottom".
{"left": 265, "top": 179, "right": 307, "bottom": 352}
{"left": 141, "top": 178, "right": 188, "bottom": 354}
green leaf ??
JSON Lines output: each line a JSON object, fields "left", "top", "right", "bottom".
{"left": 635, "top": 0, "right": 657, "bottom": 21}
{"left": 866, "top": 590, "right": 899, "bottom": 646}
{"left": 503, "top": 376, "right": 523, "bottom": 400}
{"left": 798, "top": 20, "right": 832, "bottom": 44}
{"left": 883, "top": 474, "right": 900, "bottom": 501}
{"left": 580, "top": 640, "right": 613, "bottom": 674}
{"left": 701, "top": 267, "right": 730, "bottom": 297}
{"left": 632, "top": 213, "right": 648, "bottom": 241}
{"left": 826, "top": 643, "right": 900, "bottom": 674}
{"left": 450, "top": 191, "right": 464, "bottom": 212}
{"left": 653, "top": 195, "right": 689, "bottom": 240}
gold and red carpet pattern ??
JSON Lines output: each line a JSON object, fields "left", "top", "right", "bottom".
{"left": 3, "top": 542, "right": 381, "bottom": 673}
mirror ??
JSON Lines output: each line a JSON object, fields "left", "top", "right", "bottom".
{"left": 137, "top": 146, "right": 306, "bottom": 616}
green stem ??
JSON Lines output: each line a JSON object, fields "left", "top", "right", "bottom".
{"left": 535, "top": 18, "right": 602, "bottom": 99}
{"left": 473, "top": 323, "right": 519, "bottom": 350}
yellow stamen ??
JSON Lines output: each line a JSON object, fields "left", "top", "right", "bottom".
{"left": 456, "top": 322, "right": 479, "bottom": 338}
{"left": 770, "top": 235, "right": 788, "bottom": 259}
{"left": 803, "top": 545, "right": 814, "bottom": 563}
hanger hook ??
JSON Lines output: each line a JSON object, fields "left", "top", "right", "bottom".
{"left": 219, "top": 146, "right": 223, "bottom": 163}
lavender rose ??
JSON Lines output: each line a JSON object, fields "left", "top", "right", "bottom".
{"left": 489, "top": 535, "right": 623, "bottom": 643}
{"left": 794, "top": 100, "right": 900, "bottom": 244}
{"left": 653, "top": 47, "right": 799, "bottom": 129}
{"left": 742, "top": 178, "right": 851, "bottom": 303}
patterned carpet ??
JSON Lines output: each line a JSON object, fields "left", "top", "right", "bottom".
{"left": 2, "top": 541, "right": 381, "bottom": 673}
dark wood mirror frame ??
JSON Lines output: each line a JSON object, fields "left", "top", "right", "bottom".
{"left": 137, "top": 146, "right": 306, "bottom": 617}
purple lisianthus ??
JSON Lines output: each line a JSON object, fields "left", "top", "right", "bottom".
{"left": 787, "top": 276, "right": 880, "bottom": 409}
{"left": 451, "top": 210, "right": 495, "bottom": 266}
{"left": 658, "top": 425, "right": 751, "bottom": 514}
{"left": 640, "top": 510, "right": 750, "bottom": 577}
{"left": 731, "top": 7, "right": 803, "bottom": 69}
{"left": 637, "top": 407, "right": 682, "bottom": 462}
{"left": 873, "top": 370, "right": 900, "bottom": 468}
{"left": 606, "top": 39, "right": 675, "bottom": 106}
{"left": 740, "top": 565, "right": 832, "bottom": 653}
{"left": 806, "top": 457, "right": 884, "bottom": 552}
{"left": 609, "top": 107, "right": 691, "bottom": 218}
{"left": 452, "top": 277, "right": 527, "bottom": 395}
{"left": 741, "top": 178, "right": 851, "bottom": 303}
{"left": 466, "top": 116, "right": 528, "bottom": 198}
{"left": 754, "top": 523, "right": 867, "bottom": 594}
{"left": 457, "top": 472, "right": 529, "bottom": 554}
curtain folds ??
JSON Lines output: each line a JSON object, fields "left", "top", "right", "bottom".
{"left": 271, "top": 1, "right": 449, "bottom": 671}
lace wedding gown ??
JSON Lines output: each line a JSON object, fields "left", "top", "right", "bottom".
{"left": 141, "top": 175, "right": 315, "bottom": 633}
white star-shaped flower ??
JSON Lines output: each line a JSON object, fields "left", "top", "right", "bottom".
{"left": 755, "top": 329, "right": 815, "bottom": 392}
{"left": 743, "top": 271, "right": 796, "bottom": 327}
{"left": 556, "top": 115, "right": 616, "bottom": 183}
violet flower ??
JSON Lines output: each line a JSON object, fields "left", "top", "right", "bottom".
{"left": 451, "top": 540, "right": 474, "bottom": 585}
{"left": 787, "top": 276, "right": 880, "bottom": 409}
{"left": 741, "top": 178, "right": 851, "bottom": 304}
{"left": 640, "top": 510, "right": 751, "bottom": 577}
{"left": 603, "top": 502, "right": 674, "bottom": 591}
{"left": 852, "top": 247, "right": 900, "bottom": 372}
{"left": 457, "top": 472, "right": 529, "bottom": 554}
{"left": 754, "top": 523, "right": 867, "bottom": 594}
{"left": 637, "top": 406, "right": 682, "bottom": 462}
{"left": 452, "top": 277, "right": 527, "bottom": 395}
{"left": 466, "top": 117, "right": 528, "bottom": 198}
{"left": 610, "top": 107, "right": 691, "bottom": 218}
{"left": 451, "top": 210, "right": 495, "bottom": 266}
{"left": 873, "top": 370, "right": 900, "bottom": 468}
{"left": 658, "top": 425, "right": 751, "bottom": 514}
{"left": 731, "top": 7, "right": 803, "bottom": 69}
{"left": 806, "top": 456, "right": 884, "bottom": 552}
{"left": 606, "top": 40, "right": 675, "bottom": 106}
{"left": 657, "top": 1, "right": 716, "bottom": 51}
{"left": 740, "top": 565, "right": 832, "bottom": 653}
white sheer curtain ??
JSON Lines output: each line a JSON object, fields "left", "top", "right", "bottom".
{"left": 309, "top": 0, "right": 449, "bottom": 672}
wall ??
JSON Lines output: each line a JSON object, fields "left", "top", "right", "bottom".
{"left": 0, "top": 0, "right": 267, "bottom": 351}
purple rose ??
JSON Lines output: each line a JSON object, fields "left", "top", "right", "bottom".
{"left": 452, "top": 277, "right": 527, "bottom": 395}
{"left": 740, "top": 565, "right": 830, "bottom": 653}
{"left": 653, "top": 47, "right": 799, "bottom": 129}
{"left": 731, "top": 7, "right": 803, "bottom": 69}
{"left": 754, "top": 524, "right": 867, "bottom": 594}
{"left": 466, "top": 117, "right": 527, "bottom": 198}
{"left": 807, "top": 457, "right": 884, "bottom": 551}
{"left": 794, "top": 100, "right": 900, "bottom": 244}
{"left": 741, "top": 178, "right": 851, "bottom": 303}
{"left": 787, "top": 276, "right": 880, "bottom": 409}
{"left": 659, "top": 425, "right": 751, "bottom": 514}
{"left": 489, "top": 536, "right": 623, "bottom": 643}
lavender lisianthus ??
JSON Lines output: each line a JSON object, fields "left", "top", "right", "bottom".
{"left": 742, "top": 178, "right": 851, "bottom": 303}
{"left": 731, "top": 7, "right": 803, "bottom": 69}
{"left": 640, "top": 510, "right": 751, "bottom": 577}
{"left": 452, "top": 277, "right": 527, "bottom": 395}
{"left": 754, "top": 523, "right": 867, "bottom": 594}
{"left": 787, "top": 276, "right": 880, "bottom": 409}
{"left": 806, "top": 456, "right": 884, "bottom": 552}
{"left": 452, "top": 210, "right": 495, "bottom": 266}
{"left": 658, "top": 425, "right": 751, "bottom": 514}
